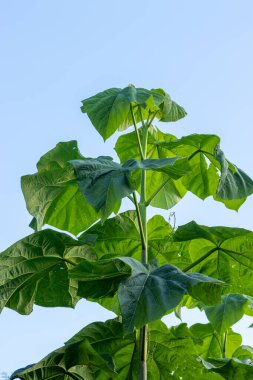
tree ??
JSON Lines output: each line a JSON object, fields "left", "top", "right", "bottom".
{"left": 1, "top": 85, "right": 253, "bottom": 379}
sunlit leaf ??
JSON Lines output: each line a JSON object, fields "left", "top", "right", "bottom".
{"left": 157, "top": 134, "right": 253, "bottom": 209}
{"left": 11, "top": 319, "right": 223, "bottom": 380}
{"left": 173, "top": 221, "right": 253, "bottom": 296}
{"left": 81, "top": 85, "right": 186, "bottom": 140}
{"left": 190, "top": 323, "right": 242, "bottom": 359}
{"left": 199, "top": 356, "right": 253, "bottom": 379}
{"left": 79, "top": 210, "right": 173, "bottom": 264}
{"left": 205, "top": 294, "right": 253, "bottom": 334}
{"left": 115, "top": 127, "right": 187, "bottom": 209}
{"left": 21, "top": 141, "right": 100, "bottom": 235}
{"left": 0, "top": 229, "right": 95, "bottom": 314}
{"left": 70, "top": 156, "right": 190, "bottom": 221}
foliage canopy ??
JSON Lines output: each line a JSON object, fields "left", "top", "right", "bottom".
{"left": 1, "top": 85, "right": 253, "bottom": 379}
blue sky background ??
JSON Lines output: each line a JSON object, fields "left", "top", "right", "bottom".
{"left": 1, "top": 0, "right": 253, "bottom": 375}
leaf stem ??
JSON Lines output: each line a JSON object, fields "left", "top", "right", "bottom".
{"left": 133, "top": 192, "right": 146, "bottom": 254}
{"left": 147, "top": 111, "right": 158, "bottom": 128}
{"left": 183, "top": 247, "right": 217, "bottom": 272}
{"left": 145, "top": 177, "right": 172, "bottom": 206}
{"left": 127, "top": 194, "right": 135, "bottom": 204}
{"left": 130, "top": 104, "right": 144, "bottom": 160}
{"left": 222, "top": 331, "right": 227, "bottom": 358}
{"left": 138, "top": 106, "right": 146, "bottom": 129}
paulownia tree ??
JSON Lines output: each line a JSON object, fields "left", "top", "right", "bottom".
{"left": 1, "top": 85, "right": 253, "bottom": 379}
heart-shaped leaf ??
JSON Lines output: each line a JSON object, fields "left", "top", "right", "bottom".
{"left": 157, "top": 134, "right": 253, "bottom": 209}
{"left": 70, "top": 156, "right": 190, "bottom": 221}
{"left": 69, "top": 257, "right": 132, "bottom": 299}
{"left": 205, "top": 294, "right": 253, "bottom": 334}
{"left": 173, "top": 221, "right": 253, "bottom": 296}
{"left": 115, "top": 127, "right": 187, "bottom": 210}
{"left": 0, "top": 229, "right": 95, "bottom": 314}
{"left": 81, "top": 85, "right": 186, "bottom": 140}
{"left": 190, "top": 323, "right": 242, "bottom": 359}
{"left": 21, "top": 141, "right": 100, "bottom": 235}
{"left": 11, "top": 319, "right": 223, "bottom": 380}
{"left": 79, "top": 210, "right": 173, "bottom": 264}
{"left": 199, "top": 357, "right": 253, "bottom": 379}
{"left": 118, "top": 259, "right": 224, "bottom": 332}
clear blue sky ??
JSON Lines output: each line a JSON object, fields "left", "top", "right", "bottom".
{"left": 1, "top": 0, "right": 253, "bottom": 375}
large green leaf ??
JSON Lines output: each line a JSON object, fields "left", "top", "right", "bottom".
{"left": 21, "top": 141, "right": 100, "bottom": 235}
{"left": 11, "top": 339, "right": 116, "bottom": 380}
{"left": 157, "top": 134, "right": 253, "bottom": 209}
{"left": 173, "top": 221, "right": 253, "bottom": 296}
{"left": 70, "top": 156, "right": 190, "bottom": 221}
{"left": 199, "top": 357, "right": 253, "bottom": 379}
{"left": 12, "top": 319, "right": 223, "bottom": 380}
{"left": 115, "top": 127, "right": 187, "bottom": 209}
{"left": 116, "top": 129, "right": 253, "bottom": 210}
{"left": 147, "top": 321, "right": 223, "bottom": 380}
{"left": 205, "top": 294, "right": 253, "bottom": 335}
{"left": 190, "top": 323, "right": 242, "bottom": 359}
{"left": 118, "top": 259, "right": 224, "bottom": 332}
{"left": 233, "top": 345, "right": 253, "bottom": 361}
{"left": 81, "top": 85, "right": 186, "bottom": 140}
{"left": 68, "top": 254, "right": 223, "bottom": 332}
{"left": 69, "top": 257, "right": 133, "bottom": 299}
{"left": 79, "top": 210, "right": 173, "bottom": 264}
{"left": 76, "top": 212, "right": 174, "bottom": 315}
{"left": 0, "top": 229, "right": 95, "bottom": 314}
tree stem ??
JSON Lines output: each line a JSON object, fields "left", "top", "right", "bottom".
{"left": 131, "top": 107, "right": 149, "bottom": 380}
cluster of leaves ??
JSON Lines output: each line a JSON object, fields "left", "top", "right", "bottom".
{"left": 1, "top": 85, "right": 253, "bottom": 379}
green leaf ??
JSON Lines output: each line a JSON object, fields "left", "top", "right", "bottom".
{"left": 70, "top": 156, "right": 190, "bottom": 222}
{"left": 11, "top": 339, "right": 116, "bottom": 380}
{"left": 152, "top": 88, "right": 187, "bottom": 122}
{"left": 173, "top": 221, "right": 253, "bottom": 296}
{"left": 21, "top": 141, "right": 100, "bottom": 235}
{"left": 157, "top": 134, "right": 253, "bottom": 209}
{"left": 190, "top": 323, "right": 222, "bottom": 359}
{"left": 147, "top": 321, "right": 223, "bottom": 380}
{"left": 190, "top": 323, "right": 242, "bottom": 359}
{"left": 118, "top": 259, "right": 224, "bottom": 332}
{"left": 199, "top": 357, "right": 253, "bottom": 379}
{"left": 79, "top": 210, "right": 173, "bottom": 264}
{"left": 233, "top": 345, "right": 253, "bottom": 361}
{"left": 205, "top": 294, "right": 253, "bottom": 334}
{"left": 115, "top": 127, "right": 187, "bottom": 209}
{"left": 69, "top": 258, "right": 132, "bottom": 299}
{"left": 12, "top": 319, "right": 223, "bottom": 380}
{"left": 77, "top": 211, "right": 175, "bottom": 315}
{"left": 81, "top": 85, "right": 186, "bottom": 140}
{"left": 0, "top": 229, "right": 95, "bottom": 314}
{"left": 116, "top": 129, "right": 253, "bottom": 210}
